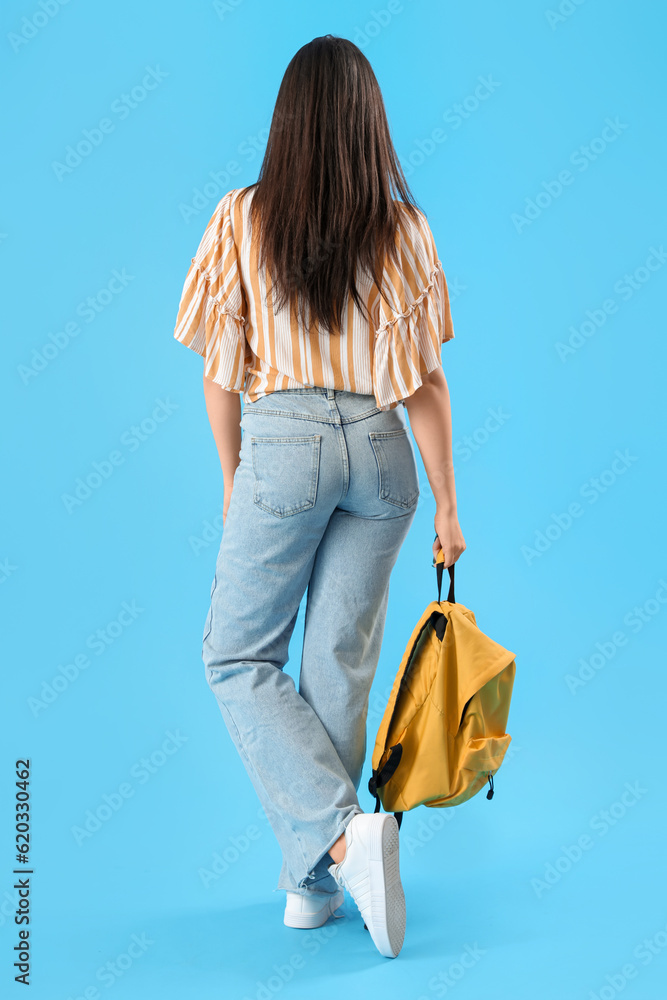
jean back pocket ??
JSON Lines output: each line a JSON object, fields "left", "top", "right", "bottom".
{"left": 251, "top": 435, "right": 321, "bottom": 517}
{"left": 369, "top": 428, "right": 420, "bottom": 509}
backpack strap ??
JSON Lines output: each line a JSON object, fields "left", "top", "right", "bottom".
{"left": 433, "top": 531, "right": 456, "bottom": 603}
{"left": 368, "top": 744, "right": 404, "bottom": 828}
{"left": 368, "top": 743, "right": 402, "bottom": 803}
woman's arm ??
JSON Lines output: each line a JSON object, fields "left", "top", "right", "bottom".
{"left": 202, "top": 373, "right": 243, "bottom": 524}
{"left": 403, "top": 367, "right": 466, "bottom": 567}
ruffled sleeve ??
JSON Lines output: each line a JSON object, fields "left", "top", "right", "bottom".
{"left": 173, "top": 189, "right": 250, "bottom": 392}
{"left": 373, "top": 208, "right": 455, "bottom": 409}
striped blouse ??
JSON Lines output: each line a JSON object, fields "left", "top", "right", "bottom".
{"left": 173, "top": 187, "right": 455, "bottom": 411}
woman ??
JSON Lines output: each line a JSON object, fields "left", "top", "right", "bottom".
{"left": 173, "top": 35, "right": 465, "bottom": 959}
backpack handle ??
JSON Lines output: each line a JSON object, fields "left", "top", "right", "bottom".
{"left": 432, "top": 533, "right": 456, "bottom": 603}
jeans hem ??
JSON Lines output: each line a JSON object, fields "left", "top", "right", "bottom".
{"left": 277, "top": 805, "right": 363, "bottom": 895}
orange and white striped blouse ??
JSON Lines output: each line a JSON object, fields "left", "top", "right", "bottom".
{"left": 173, "top": 187, "right": 455, "bottom": 411}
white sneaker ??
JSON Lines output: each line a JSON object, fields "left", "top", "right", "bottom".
{"left": 284, "top": 888, "right": 345, "bottom": 929}
{"left": 327, "top": 812, "right": 406, "bottom": 958}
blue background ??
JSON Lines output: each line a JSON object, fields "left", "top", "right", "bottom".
{"left": 2, "top": 0, "right": 666, "bottom": 997}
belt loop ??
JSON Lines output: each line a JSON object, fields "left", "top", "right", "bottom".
{"left": 326, "top": 387, "right": 335, "bottom": 399}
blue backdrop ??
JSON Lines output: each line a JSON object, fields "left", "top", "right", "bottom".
{"left": 3, "top": 1, "right": 666, "bottom": 997}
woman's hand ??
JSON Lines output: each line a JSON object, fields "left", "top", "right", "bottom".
{"left": 432, "top": 506, "right": 466, "bottom": 567}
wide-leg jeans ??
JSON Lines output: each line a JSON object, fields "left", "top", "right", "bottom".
{"left": 202, "top": 387, "right": 419, "bottom": 896}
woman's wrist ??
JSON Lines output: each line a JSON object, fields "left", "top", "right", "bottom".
{"left": 435, "top": 501, "right": 458, "bottom": 517}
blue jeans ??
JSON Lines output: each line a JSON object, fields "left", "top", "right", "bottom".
{"left": 202, "top": 387, "right": 419, "bottom": 895}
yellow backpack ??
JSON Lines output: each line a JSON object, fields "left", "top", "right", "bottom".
{"left": 368, "top": 545, "right": 516, "bottom": 828}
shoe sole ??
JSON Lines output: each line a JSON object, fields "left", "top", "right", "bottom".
{"left": 283, "top": 890, "right": 345, "bottom": 929}
{"left": 365, "top": 814, "right": 406, "bottom": 958}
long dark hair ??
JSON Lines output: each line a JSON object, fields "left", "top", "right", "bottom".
{"left": 243, "top": 34, "right": 422, "bottom": 334}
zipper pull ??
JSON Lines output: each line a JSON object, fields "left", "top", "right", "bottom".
{"left": 486, "top": 771, "right": 494, "bottom": 799}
